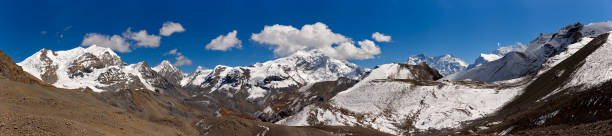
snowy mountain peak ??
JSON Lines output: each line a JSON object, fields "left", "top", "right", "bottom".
{"left": 406, "top": 54, "right": 467, "bottom": 76}
{"left": 153, "top": 60, "right": 173, "bottom": 71}
{"left": 152, "top": 60, "right": 184, "bottom": 83}
{"left": 467, "top": 43, "right": 527, "bottom": 69}
{"left": 180, "top": 66, "right": 213, "bottom": 87}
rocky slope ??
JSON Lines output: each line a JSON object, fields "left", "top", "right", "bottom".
{"left": 406, "top": 54, "right": 468, "bottom": 76}
{"left": 458, "top": 33, "right": 612, "bottom": 135}
{"left": 0, "top": 49, "right": 48, "bottom": 85}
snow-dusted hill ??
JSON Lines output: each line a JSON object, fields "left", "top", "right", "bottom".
{"left": 277, "top": 63, "right": 524, "bottom": 134}
{"left": 445, "top": 22, "right": 612, "bottom": 82}
{"left": 406, "top": 54, "right": 468, "bottom": 76}
{"left": 17, "top": 45, "right": 173, "bottom": 92}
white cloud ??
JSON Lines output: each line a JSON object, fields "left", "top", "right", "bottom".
{"left": 251, "top": 22, "right": 381, "bottom": 60}
{"left": 81, "top": 26, "right": 166, "bottom": 52}
{"left": 164, "top": 49, "right": 192, "bottom": 66}
{"left": 160, "top": 22, "right": 185, "bottom": 36}
{"left": 165, "top": 49, "right": 178, "bottom": 55}
{"left": 205, "top": 30, "right": 242, "bottom": 51}
{"left": 123, "top": 28, "right": 161, "bottom": 48}
{"left": 331, "top": 40, "right": 381, "bottom": 60}
{"left": 372, "top": 32, "right": 391, "bottom": 42}
{"left": 81, "top": 33, "right": 131, "bottom": 52}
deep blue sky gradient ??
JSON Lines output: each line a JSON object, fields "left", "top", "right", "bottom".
{"left": 1, "top": 0, "right": 611, "bottom": 72}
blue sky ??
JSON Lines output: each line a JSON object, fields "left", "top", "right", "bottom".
{"left": 1, "top": 0, "right": 611, "bottom": 72}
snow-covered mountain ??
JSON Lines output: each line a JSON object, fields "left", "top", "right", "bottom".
{"left": 184, "top": 50, "right": 368, "bottom": 100}
{"left": 467, "top": 43, "right": 527, "bottom": 69}
{"left": 17, "top": 45, "right": 173, "bottom": 92}
{"left": 444, "top": 22, "right": 612, "bottom": 82}
{"left": 153, "top": 60, "right": 184, "bottom": 86}
{"left": 406, "top": 54, "right": 468, "bottom": 76}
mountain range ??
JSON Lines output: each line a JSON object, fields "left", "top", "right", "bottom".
{"left": 4, "top": 21, "right": 612, "bottom": 135}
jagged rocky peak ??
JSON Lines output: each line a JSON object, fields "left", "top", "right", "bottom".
{"left": 153, "top": 60, "right": 184, "bottom": 85}
{"left": 406, "top": 54, "right": 467, "bottom": 76}
{"left": 524, "top": 23, "right": 585, "bottom": 61}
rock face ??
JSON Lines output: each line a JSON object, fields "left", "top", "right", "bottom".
{"left": 406, "top": 54, "right": 468, "bottom": 76}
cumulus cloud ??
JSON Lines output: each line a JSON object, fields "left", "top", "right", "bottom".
{"left": 332, "top": 40, "right": 381, "bottom": 60}
{"left": 81, "top": 24, "right": 170, "bottom": 52}
{"left": 251, "top": 22, "right": 381, "bottom": 60}
{"left": 164, "top": 49, "right": 192, "bottom": 66}
{"left": 160, "top": 22, "right": 185, "bottom": 36}
{"left": 81, "top": 33, "right": 131, "bottom": 52}
{"left": 372, "top": 32, "right": 391, "bottom": 42}
{"left": 205, "top": 30, "right": 242, "bottom": 51}
{"left": 123, "top": 28, "right": 161, "bottom": 48}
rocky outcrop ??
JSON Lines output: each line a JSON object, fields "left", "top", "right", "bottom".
{"left": 0, "top": 50, "right": 47, "bottom": 85}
